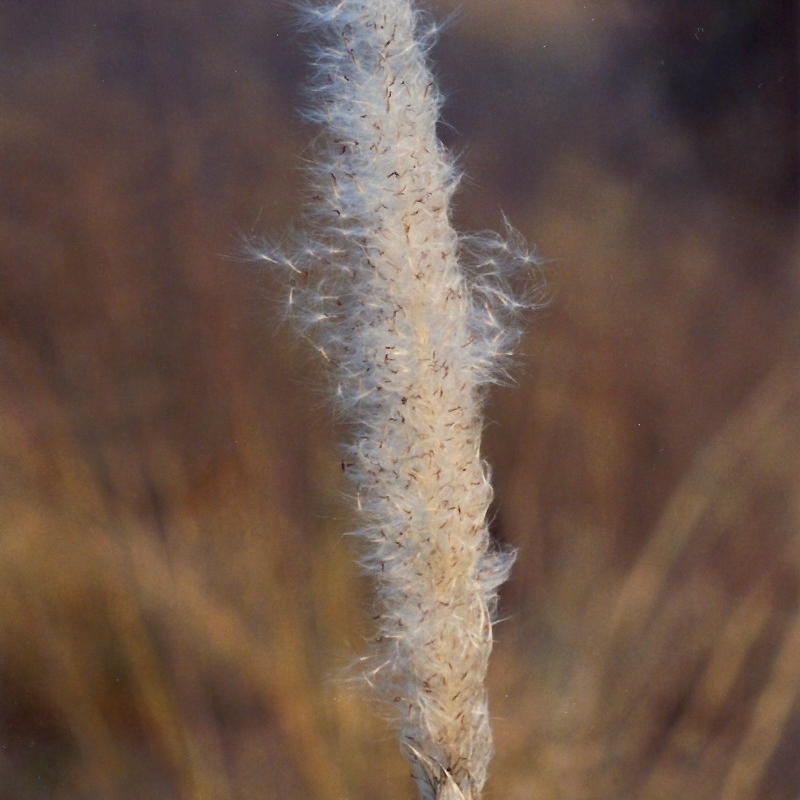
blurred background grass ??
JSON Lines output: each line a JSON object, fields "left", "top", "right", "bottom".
{"left": 0, "top": 0, "right": 798, "bottom": 798}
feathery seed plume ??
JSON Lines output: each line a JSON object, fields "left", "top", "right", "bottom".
{"left": 255, "top": 1, "right": 540, "bottom": 797}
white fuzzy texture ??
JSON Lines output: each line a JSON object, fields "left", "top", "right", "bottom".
{"left": 255, "top": 1, "right": 538, "bottom": 798}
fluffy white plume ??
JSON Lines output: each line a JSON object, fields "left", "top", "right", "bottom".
{"left": 254, "top": 1, "right": 540, "bottom": 797}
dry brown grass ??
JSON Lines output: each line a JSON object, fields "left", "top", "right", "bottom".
{"left": 1, "top": 1, "right": 798, "bottom": 798}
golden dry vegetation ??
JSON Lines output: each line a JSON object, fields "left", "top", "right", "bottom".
{"left": 1, "top": 1, "right": 798, "bottom": 798}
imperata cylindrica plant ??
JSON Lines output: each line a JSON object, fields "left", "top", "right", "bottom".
{"left": 255, "top": 1, "right": 539, "bottom": 798}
